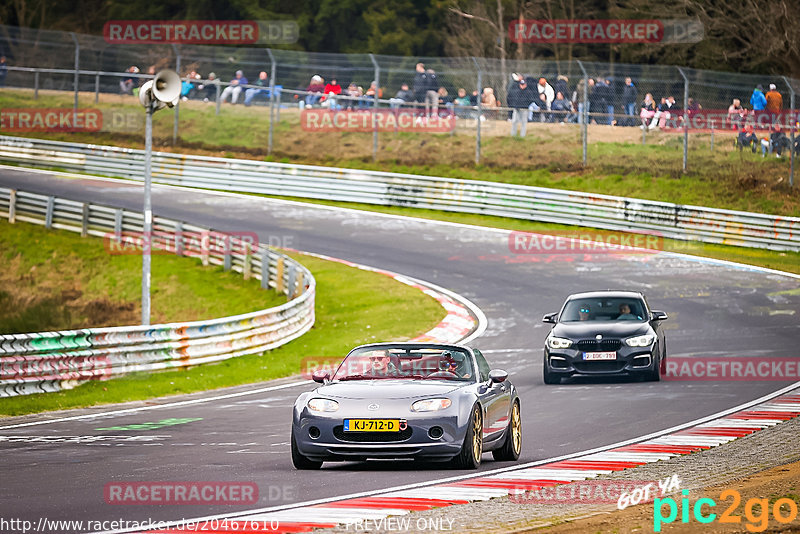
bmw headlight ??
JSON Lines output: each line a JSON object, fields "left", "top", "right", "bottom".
{"left": 626, "top": 334, "right": 656, "bottom": 347}
{"left": 307, "top": 398, "right": 339, "bottom": 412}
{"left": 547, "top": 336, "right": 573, "bottom": 349}
{"left": 411, "top": 398, "right": 452, "bottom": 412}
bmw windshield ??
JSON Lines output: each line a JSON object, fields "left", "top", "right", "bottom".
{"left": 331, "top": 346, "right": 475, "bottom": 381}
{"left": 561, "top": 297, "right": 647, "bottom": 322}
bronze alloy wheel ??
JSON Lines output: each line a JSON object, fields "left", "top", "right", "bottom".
{"left": 471, "top": 407, "right": 483, "bottom": 465}
{"left": 511, "top": 402, "right": 521, "bottom": 454}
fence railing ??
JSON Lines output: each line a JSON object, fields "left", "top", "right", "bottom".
{"left": 0, "top": 135, "right": 797, "bottom": 252}
{"left": 0, "top": 187, "right": 316, "bottom": 397}
{"left": 0, "top": 23, "right": 797, "bottom": 181}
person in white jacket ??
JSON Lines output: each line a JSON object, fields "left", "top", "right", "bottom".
{"left": 536, "top": 77, "right": 555, "bottom": 108}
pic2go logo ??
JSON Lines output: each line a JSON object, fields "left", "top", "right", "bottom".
{"left": 654, "top": 489, "right": 800, "bottom": 532}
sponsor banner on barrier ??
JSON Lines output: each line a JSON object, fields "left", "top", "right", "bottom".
{"left": 103, "top": 20, "right": 298, "bottom": 45}
{"left": 0, "top": 108, "right": 102, "bottom": 132}
{"left": 509, "top": 230, "right": 664, "bottom": 255}
{"left": 509, "top": 19, "right": 703, "bottom": 44}
{"left": 104, "top": 482, "right": 259, "bottom": 505}
{"left": 658, "top": 109, "right": 800, "bottom": 133}
{"left": 301, "top": 109, "right": 456, "bottom": 133}
{"left": 665, "top": 357, "right": 800, "bottom": 381}
{"left": 103, "top": 231, "right": 260, "bottom": 256}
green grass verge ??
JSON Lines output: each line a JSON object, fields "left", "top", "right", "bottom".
{"left": 0, "top": 230, "right": 446, "bottom": 417}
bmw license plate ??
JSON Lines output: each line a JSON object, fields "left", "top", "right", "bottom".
{"left": 344, "top": 419, "right": 406, "bottom": 432}
{"left": 583, "top": 351, "right": 617, "bottom": 361}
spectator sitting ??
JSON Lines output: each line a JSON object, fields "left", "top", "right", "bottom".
{"left": 640, "top": 93, "right": 656, "bottom": 129}
{"left": 120, "top": 65, "right": 139, "bottom": 95}
{"left": 533, "top": 92, "right": 551, "bottom": 122}
{"left": 727, "top": 98, "right": 746, "bottom": 129}
{"left": 765, "top": 83, "right": 783, "bottom": 115}
{"left": 363, "top": 80, "right": 382, "bottom": 109}
{"left": 480, "top": 87, "right": 498, "bottom": 121}
{"left": 0, "top": 56, "right": 7, "bottom": 87}
{"left": 551, "top": 91, "right": 572, "bottom": 123}
{"left": 554, "top": 75, "right": 569, "bottom": 103}
{"left": 648, "top": 97, "right": 668, "bottom": 130}
{"left": 304, "top": 75, "right": 325, "bottom": 107}
{"left": 750, "top": 85, "right": 767, "bottom": 111}
{"left": 200, "top": 72, "right": 219, "bottom": 102}
{"left": 687, "top": 98, "right": 701, "bottom": 114}
{"left": 736, "top": 126, "right": 758, "bottom": 152}
{"left": 389, "top": 83, "right": 412, "bottom": 110}
{"left": 244, "top": 71, "right": 270, "bottom": 106}
{"left": 470, "top": 89, "right": 479, "bottom": 106}
{"left": 344, "top": 83, "right": 362, "bottom": 110}
{"left": 180, "top": 71, "right": 200, "bottom": 101}
{"left": 437, "top": 87, "right": 453, "bottom": 115}
{"left": 764, "top": 126, "right": 791, "bottom": 157}
{"left": 220, "top": 70, "right": 248, "bottom": 104}
{"left": 454, "top": 88, "right": 472, "bottom": 118}
{"left": 322, "top": 78, "right": 342, "bottom": 109}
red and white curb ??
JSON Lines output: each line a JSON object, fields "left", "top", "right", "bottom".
{"left": 289, "top": 251, "right": 486, "bottom": 345}
{"left": 136, "top": 385, "right": 800, "bottom": 534}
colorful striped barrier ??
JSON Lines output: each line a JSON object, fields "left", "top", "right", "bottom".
{"left": 143, "top": 388, "right": 800, "bottom": 533}
{"left": 0, "top": 188, "right": 316, "bottom": 397}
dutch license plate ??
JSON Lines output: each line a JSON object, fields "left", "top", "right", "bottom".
{"left": 344, "top": 419, "right": 405, "bottom": 432}
{"left": 583, "top": 351, "right": 617, "bottom": 361}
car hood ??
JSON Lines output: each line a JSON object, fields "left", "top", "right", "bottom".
{"left": 314, "top": 380, "right": 463, "bottom": 400}
{"left": 551, "top": 321, "right": 650, "bottom": 339}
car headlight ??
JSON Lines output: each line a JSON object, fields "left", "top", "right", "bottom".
{"left": 547, "top": 336, "right": 573, "bottom": 349}
{"left": 626, "top": 334, "right": 656, "bottom": 347}
{"left": 307, "top": 398, "right": 339, "bottom": 412}
{"left": 411, "top": 398, "right": 452, "bottom": 412}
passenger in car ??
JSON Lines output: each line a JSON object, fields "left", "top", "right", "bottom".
{"left": 617, "top": 303, "right": 638, "bottom": 320}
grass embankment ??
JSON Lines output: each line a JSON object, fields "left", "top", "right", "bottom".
{"left": 1, "top": 88, "right": 798, "bottom": 217}
{"left": 0, "top": 221, "right": 446, "bottom": 416}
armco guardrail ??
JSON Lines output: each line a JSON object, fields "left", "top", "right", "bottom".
{"left": 0, "top": 188, "right": 315, "bottom": 397}
{"left": 0, "top": 135, "right": 798, "bottom": 251}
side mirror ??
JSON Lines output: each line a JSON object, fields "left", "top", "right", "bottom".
{"left": 543, "top": 312, "right": 558, "bottom": 324}
{"left": 488, "top": 369, "right": 508, "bottom": 384}
{"left": 311, "top": 370, "right": 330, "bottom": 383}
{"left": 651, "top": 310, "right": 669, "bottom": 321}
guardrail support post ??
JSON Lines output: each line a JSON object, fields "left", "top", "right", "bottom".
{"left": 172, "top": 45, "right": 181, "bottom": 145}
{"left": 34, "top": 70, "right": 39, "bottom": 99}
{"left": 287, "top": 264, "right": 296, "bottom": 301}
{"left": 114, "top": 208, "right": 122, "bottom": 242}
{"left": 243, "top": 243, "right": 251, "bottom": 280}
{"left": 260, "top": 249, "right": 270, "bottom": 289}
{"left": 471, "top": 58, "right": 482, "bottom": 165}
{"left": 369, "top": 54, "right": 380, "bottom": 162}
{"left": 8, "top": 190, "right": 16, "bottom": 223}
{"left": 678, "top": 67, "right": 689, "bottom": 173}
{"left": 94, "top": 72, "right": 100, "bottom": 103}
{"left": 267, "top": 49, "right": 276, "bottom": 155}
{"left": 69, "top": 32, "right": 79, "bottom": 116}
{"left": 276, "top": 256, "right": 285, "bottom": 294}
{"left": 45, "top": 196, "right": 54, "bottom": 229}
{"left": 81, "top": 203, "right": 89, "bottom": 237}
{"left": 215, "top": 84, "right": 221, "bottom": 116}
{"left": 576, "top": 60, "right": 589, "bottom": 166}
{"left": 223, "top": 235, "right": 232, "bottom": 271}
{"left": 174, "top": 222, "right": 183, "bottom": 256}
{"left": 783, "top": 76, "right": 796, "bottom": 187}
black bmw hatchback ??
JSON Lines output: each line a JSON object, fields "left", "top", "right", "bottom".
{"left": 542, "top": 291, "right": 668, "bottom": 384}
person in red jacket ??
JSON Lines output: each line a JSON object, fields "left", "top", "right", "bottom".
{"left": 322, "top": 78, "right": 342, "bottom": 109}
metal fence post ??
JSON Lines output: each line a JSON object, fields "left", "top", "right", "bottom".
{"left": 8, "top": 190, "right": 16, "bottom": 223}
{"left": 45, "top": 196, "right": 54, "bottom": 229}
{"left": 369, "top": 54, "right": 380, "bottom": 162}
{"left": 69, "top": 32, "right": 79, "bottom": 116}
{"left": 34, "top": 70, "right": 39, "bottom": 99}
{"left": 576, "top": 60, "right": 589, "bottom": 166}
{"left": 783, "top": 76, "right": 796, "bottom": 187}
{"left": 215, "top": 83, "right": 221, "bottom": 116}
{"left": 267, "top": 49, "right": 276, "bottom": 155}
{"left": 223, "top": 235, "right": 232, "bottom": 271}
{"left": 94, "top": 71, "right": 100, "bottom": 103}
{"left": 472, "top": 58, "right": 481, "bottom": 164}
{"left": 260, "top": 249, "right": 270, "bottom": 289}
{"left": 172, "top": 45, "right": 181, "bottom": 145}
{"left": 81, "top": 203, "right": 89, "bottom": 237}
{"left": 678, "top": 67, "right": 689, "bottom": 172}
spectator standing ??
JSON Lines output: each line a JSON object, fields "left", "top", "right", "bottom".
{"left": 244, "top": 71, "right": 270, "bottom": 106}
{"left": 750, "top": 85, "right": 767, "bottom": 111}
{"left": 424, "top": 69, "right": 439, "bottom": 118}
{"left": 0, "top": 56, "right": 7, "bottom": 87}
{"left": 304, "top": 75, "right": 325, "bottom": 107}
{"left": 575, "top": 78, "right": 593, "bottom": 124}
{"left": 765, "top": 83, "right": 783, "bottom": 117}
{"left": 536, "top": 77, "right": 555, "bottom": 108}
{"left": 727, "top": 98, "right": 745, "bottom": 129}
{"left": 220, "top": 70, "right": 248, "bottom": 104}
{"left": 591, "top": 78, "right": 610, "bottom": 125}
{"left": 120, "top": 65, "right": 139, "bottom": 95}
{"left": 413, "top": 63, "right": 428, "bottom": 112}
{"left": 507, "top": 77, "right": 536, "bottom": 136}
{"left": 623, "top": 77, "right": 638, "bottom": 126}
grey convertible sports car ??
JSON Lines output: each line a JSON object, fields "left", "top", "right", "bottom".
{"left": 291, "top": 343, "right": 522, "bottom": 469}
{"left": 542, "top": 290, "right": 668, "bottom": 384}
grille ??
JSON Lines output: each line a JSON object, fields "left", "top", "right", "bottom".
{"left": 575, "top": 339, "right": 622, "bottom": 352}
{"left": 574, "top": 361, "right": 627, "bottom": 373}
{"left": 333, "top": 425, "right": 414, "bottom": 443}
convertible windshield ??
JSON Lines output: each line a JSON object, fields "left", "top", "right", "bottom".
{"left": 561, "top": 298, "right": 647, "bottom": 322}
{"left": 332, "top": 347, "right": 474, "bottom": 381}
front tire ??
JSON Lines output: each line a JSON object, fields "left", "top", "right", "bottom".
{"left": 543, "top": 358, "right": 560, "bottom": 385}
{"left": 493, "top": 400, "right": 521, "bottom": 461}
{"left": 644, "top": 350, "right": 661, "bottom": 382}
{"left": 452, "top": 405, "right": 483, "bottom": 469}
{"left": 291, "top": 427, "right": 322, "bottom": 470}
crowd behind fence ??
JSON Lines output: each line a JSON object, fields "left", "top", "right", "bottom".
{"left": 0, "top": 24, "right": 797, "bottom": 183}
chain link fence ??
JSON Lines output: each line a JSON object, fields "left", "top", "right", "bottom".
{"left": 0, "top": 24, "right": 797, "bottom": 184}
